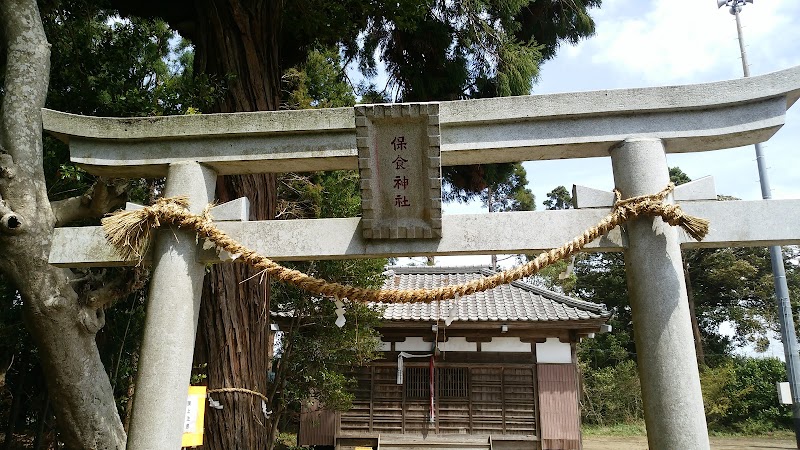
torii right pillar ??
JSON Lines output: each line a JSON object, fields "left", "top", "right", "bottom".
{"left": 610, "top": 138, "right": 710, "bottom": 450}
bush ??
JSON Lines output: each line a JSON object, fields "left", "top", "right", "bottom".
{"left": 580, "top": 360, "right": 643, "bottom": 425}
{"left": 701, "top": 357, "right": 792, "bottom": 432}
{"left": 580, "top": 355, "right": 792, "bottom": 433}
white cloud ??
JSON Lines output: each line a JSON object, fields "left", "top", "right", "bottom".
{"left": 564, "top": 0, "right": 800, "bottom": 86}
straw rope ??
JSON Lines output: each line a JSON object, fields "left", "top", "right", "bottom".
{"left": 207, "top": 387, "right": 269, "bottom": 404}
{"left": 101, "top": 182, "right": 708, "bottom": 304}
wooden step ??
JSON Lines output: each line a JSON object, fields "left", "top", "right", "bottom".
{"left": 379, "top": 436, "right": 491, "bottom": 450}
{"left": 379, "top": 444, "right": 490, "bottom": 450}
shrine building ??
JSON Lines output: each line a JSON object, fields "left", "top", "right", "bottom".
{"left": 299, "top": 266, "right": 611, "bottom": 450}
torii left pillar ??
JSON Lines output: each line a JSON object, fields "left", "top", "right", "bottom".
{"left": 126, "top": 162, "right": 217, "bottom": 450}
{"left": 611, "top": 138, "right": 710, "bottom": 450}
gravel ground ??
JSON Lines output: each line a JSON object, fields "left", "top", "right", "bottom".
{"left": 583, "top": 435, "right": 795, "bottom": 450}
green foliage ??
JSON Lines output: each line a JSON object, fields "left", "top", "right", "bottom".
{"left": 271, "top": 170, "right": 386, "bottom": 418}
{"left": 37, "top": 7, "right": 193, "bottom": 417}
{"left": 568, "top": 235, "right": 799, "bottom": 372}
{"left": 96, "top": 287, "right": 148, "bottom": 419}
{"left": 529, "top": 259, "right": 574, "bottom": 293}
{"left": 580, "top": 360, "right": 643, "bottom": 425}
{"left": 284, "top": 0, "right": 550, "bottom": 99}
{"left": 533, "top": 185, "right": 634, "bottom": 369}
{"left": 701, "top": 357, "right": 792, "bottom": 432}
{"left": 527, "top": 186, "right": 574, "bottom": 291}
{"left": 669, "top": 166, "right": 692, "bottom": 185}
{"left": 483, "top": 163, "right": 535, "bottom": 212}
{"left": 543, "top": 185, "right": 573, "bottom": 210}
{"left": 0, "top": 274, "right": 23, "bottom": 365}
{"left": 274, "top": 432, "right": 301, "bottom": 450}
{"left": 515, "top": 0, "right": 601, "bottom": 62}
{"left": 444, "top": 162, "right": 535, "bottom": 212}
{"left": 566, "top": 167, "right": 800, "bottom": 432}
{"left": 686, "top": 246, "right": 780, "bottom": 355}
{"left": 382, "top": 12, "right": 470, "bottom": 102}
{"left": 495, "top": 39, "right": 542, "bottom": 97}
{"left": 41, "top": 0, "right": 222, "bottom": 200}
{"left": 534, "top": 170, "right": 800, "bottom": 371}
{"left": 43, "top": 3, "right": 220, "bottom": 117}
{"left": 272, "top": 284, "right": 384, "bottom": 413}
{"left": 283, "top": 49, "right": 356, "bottom": 109}
{"left": 444, "top": 163, "right": 514, "bottom": 202}
{"left": 346, "top": 0, "right": 599, "bottom": 101}
{"left": 0, "top": 275, "right": 59, "bottom": 445}
{"left": 23, "top": 0, "right": 604, "bottom": 444}
{"left": 358, "top": 85, "right": 392, "bottom": 104}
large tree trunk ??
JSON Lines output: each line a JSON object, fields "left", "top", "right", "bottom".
{"left": 199, "top": 175, "right": 275, "bottom": 450}
{"left": 194, "top": 0, "right": 283, "bottom": 112}
{"left": 193, "top": 1, "right": 281, "bottom": 448}
{"left": 0, "top": 1, "right": 126, "bottom": 448}
{"left": 683, "top": 258, "right": 706, "bottom": 367}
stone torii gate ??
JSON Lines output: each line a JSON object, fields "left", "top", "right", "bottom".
{"left": 46, "top": 66, "right": 800, "bottom": 450}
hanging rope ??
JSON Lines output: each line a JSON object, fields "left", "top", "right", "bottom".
{"left": 101, "top": 183, "right": 708, "bottom": 304}
{"left": 207, "top": 387, "right": 269, "bottom": 404}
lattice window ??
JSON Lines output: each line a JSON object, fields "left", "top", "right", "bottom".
{"left": 439, "top": 367, "right": 469, "bottom": 399}
{"left": 404, "top": 366, "right": 469, "bottom": 399}
{"left": 405, "top": 367, "right": 429, "bottom": 399}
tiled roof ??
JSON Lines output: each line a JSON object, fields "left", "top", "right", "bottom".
{"left": 375, "top": 266, "right": 610, "bottom": 323}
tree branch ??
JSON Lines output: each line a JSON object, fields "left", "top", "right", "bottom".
{"left": 51, "top": 180, "right": 128, "bottom": 227}
{"left": 0, "top": 0, "right": 52, "bottom": 224}
{"left": 76, "top": 267, "right": 149, "bottom": 310}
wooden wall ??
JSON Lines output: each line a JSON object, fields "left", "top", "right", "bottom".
{"left": 338, "top": 361, "right": 537, "bottom": 438}
{"left": 298, "top": 400, "right": 337, "bottom": 447}
{"left": 537, "top": 363, "right": 581, "bottom": 450}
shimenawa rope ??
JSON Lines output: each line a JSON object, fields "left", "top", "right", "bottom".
{"left": 101, "top": 183, "right": 708, "bottom": 304}
{"left": 207, "top": 387, "right": 269, "bottom": 404}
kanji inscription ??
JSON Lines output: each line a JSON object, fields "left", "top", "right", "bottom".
{"left": 355, "top": 103, "right": 443, "bottom": 239}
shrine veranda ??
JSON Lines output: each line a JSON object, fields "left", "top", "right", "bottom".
{"left": 45, "top": 65, "right": 800, "bottom": 450}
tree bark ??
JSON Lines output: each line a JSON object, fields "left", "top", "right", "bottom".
{"left": 194, "top": 0, "right": 283, "bottom": 113}
{"left": 683, "top": 257, "right": 706, "bottom": 367}
{"left": 193, "top": 1, "right": 281, "bottom": 449}
{"left": 0, "top": 1, "right": 125, "bottom": 448}
{"left": 199, "top": 176, "right": 274, "bottom": 450}
{"left": 32, "top": 393, "right": 50, "bottom": 450}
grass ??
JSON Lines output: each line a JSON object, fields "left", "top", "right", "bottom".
{"left": 707, "top": 427, "right": 794, "bottom": 439}
{"left": 583, "top": 421, "right": 795, "bottom": 439}
{"left": 275, "top": 432, "right": 299, "bottom": 450}
{"left": 582, "top": 422, "right": 647, "bottom": 436}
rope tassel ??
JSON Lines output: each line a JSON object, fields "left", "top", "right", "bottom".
{"left": 100, "top": 184, "right": 709, "bottom": 303}
{"left": 612, "top": 183, "right": 709, "bottom": 242}
{"left": 101, "top": 196, "right": 190, "bottom": 261}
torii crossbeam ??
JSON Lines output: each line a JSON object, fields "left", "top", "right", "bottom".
{"left": 46, "top": 65, "right": 800, "bottom": 450}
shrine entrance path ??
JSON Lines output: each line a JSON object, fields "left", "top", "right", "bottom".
{"left": 583, "top": 435, "right": 795, "bottom": 449}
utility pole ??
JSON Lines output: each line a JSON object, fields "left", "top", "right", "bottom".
{"left": 487, "top": 186, "right": 498, "bottom": 271}
{"left": 717, "top": 1, "right": 800, "bottom": 446}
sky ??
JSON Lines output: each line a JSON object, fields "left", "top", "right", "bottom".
{"left": 429, "top": 0, "right": 800, "bottom": 268}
